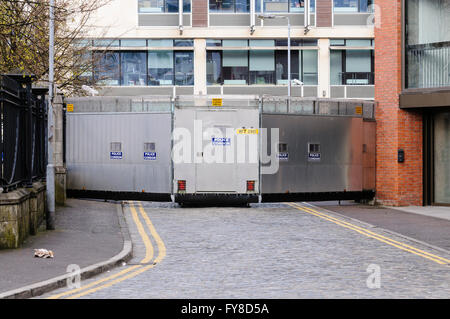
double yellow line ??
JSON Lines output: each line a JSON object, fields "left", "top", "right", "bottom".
{"left": 288, "top": 202, "right": 450, "bottom": 266}
{"left": 47, "top": 201, "right": 166, "bottom": 299}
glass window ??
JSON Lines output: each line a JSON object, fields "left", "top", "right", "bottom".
{"left": 138, "top": 0, "right": 190, "bottom": 13}
{"left": 290, "top": 0, "right": 305, "bottom": 12}
{"left": 77, "top": 52, "right": 93, "bottom": 84}
{"left": 249, "top": 40, "right": 275, "bottom": 47}
{"left": 166, "top": 0, "right": 178, "bottom": 12}
{"left": 138, "top": 0, "right": 165, "bottom": 12}
{"left": 264, "top": 0, "right": 289, "bottom": 13}
{"left": 93, "top": 52, "right": 120, "bottom": 86}
{"left": 330, "top": 50, "right": 373, "bottom": 85}
{"left": 148, "top": 51, "right": 174, "bottom": 85}
{"left": 209, "top": 0, "right": 249, "bottom": 12}
{"left": 346, "top": 39, "right": 372, "bottom": 47}
{"left": 330, "top": 50, "right": 342, "bottom": 85}
{"left": 121, "top": 39, "right": 147, "bottom": 47}
{"left": 302, "top": 50, "right": 318, "bottom": 85}
{"left": 183, "top": 0, "right": 191, "bottom": 12}
{"left": 207, "top": 39, "right": 222, "bottom": 47}
{"left": 174, "top": 52, "right": 194, "bottom": 86}
{"left": 223, "top": 51, "right": 248, "bottom": 84}
{"left": 223, "top": 39, "right": 248, "bottom": 47}
{"left": 406, "top": 0, "right": 450, "bottom": 89}
{"left": 93, "top": 39, "right": 120, "bottom": 47}
{"left": 256, "top": 0, "right": 314, "bottom": 12}
{"left": 174, "top": 39, "right": 194, "bottom": 47}
{"left": 250, "top": 50, "right": 275, "bottom": 84}
{"left": 333, "top": 0, "right": 373, "bottom": 12}
{"left": 207, "top": 51, "right": 223, "bottom": 85}
{"left": 235, "top": 0, "right": 249, "bottom": 12}
{"left": 121, "top": 52, "right": 147, "bottom": 86}
{"left": 148, "top": 39, "right": 173, "bottom": 47}
{"left": 275, "top": 50, "right": 299, "bottom": 84}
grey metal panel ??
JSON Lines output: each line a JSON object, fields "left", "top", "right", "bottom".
{"left": 183, "top": 14, "right": 191, "bottom": 26}
{"left": 207, "top": 86, "right": 222, "bottom": 95}
{"left": 303, "top": 86, "right": 318, "bottom": 97}
{"left": 347, "top": 85, "right": 374, "bottom": 99}
{"left": 98, "top": 86, "right": 174, "bottom": 96}
{"left": 331, "top": 86, "right": 346, "bottom": 98}
{"left": 223, "top": 86, "right": 287, "bottom": 96}
{"left": 66, "top": 113, "right": 172, "bottom": 193}
{"left": 176, "top": 86, "right": 194, "bottom": 95}
{"left": 209, "top": 14, "right": 250, "bottom": 26}
{"left": 259, "top": 13, "right": 305, "bottom": 26}
{"left": 138, "top": 14, "right": 191, "bottom": 26}
{"left": 333, "top": 13, "right": 372, "bottom": 26}
{"left": 261, "top": 114, "right": 364, "bottom": 193}
{"left": 173, "top": 105, "right": 259, "bottom": 194}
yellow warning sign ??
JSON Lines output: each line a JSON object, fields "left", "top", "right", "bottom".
{"left": 236, "top": 128, "right": 259, "bottom": 135}
{"left": 67, "top": 104, "right": 74, "bottom": 112}
{"left": 355, "top": 106, "right": 363, "bottom": 115}
{"left": 212, "top": 98, "right": 223, "bottom": 107}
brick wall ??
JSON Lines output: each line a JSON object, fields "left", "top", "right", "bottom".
{"left": 192, "top": 0, "right": 208, "bottom": 27}
{"left": 374, "top": 0, "right": 423, "bottom": 206}
{"left": 316, "top": 0, "right": 332, "bottom": 27}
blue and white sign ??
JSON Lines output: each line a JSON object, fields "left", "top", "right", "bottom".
{"left": 212, "top": 137, "right": 231, "bottom": 146}
{"left": 308, "top": 152, "right": 321, "bottom": 161}
{"left": 277, "top": 152, "right": 289, "bottom": 160}
{"left": 144, "top": 152, "right": 157, "bottom": 160}
{"left": 110, "top": 151, "right": 123, "bottom": 160}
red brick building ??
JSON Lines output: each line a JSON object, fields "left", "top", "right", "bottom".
{"left": 375, "top": 0, "right": 450, "bottom": 206}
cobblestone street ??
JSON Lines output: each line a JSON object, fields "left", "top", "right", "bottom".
{"left": 40, "top": 202, "right": 450, "bottom": 299}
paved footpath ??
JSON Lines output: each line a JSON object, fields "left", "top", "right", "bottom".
{"left": 39, "top": 201, "right": 450, "bottom": 299}
{"left": 315, "top": 201, "right": 450, "bottom": 251}
{"left": 0, "top": 199, "right": 124, "bottom": 295}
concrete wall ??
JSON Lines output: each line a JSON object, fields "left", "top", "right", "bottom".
{"left": 0, "top": 182, "right": 46, "bottom": 249}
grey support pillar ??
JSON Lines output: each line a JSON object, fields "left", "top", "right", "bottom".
{"left": 52, "top": 94, "right": 66, "bottom": 205}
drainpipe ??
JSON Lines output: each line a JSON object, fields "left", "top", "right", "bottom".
{"left": 179, "top": 0, "right": 183, "bottom": 35}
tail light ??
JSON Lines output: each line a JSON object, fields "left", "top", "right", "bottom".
{"left": 178, "top": 180, "right": 186, "bottom": 192}
{"left": 247, "top": 180, "right": 255, "bottom": 192}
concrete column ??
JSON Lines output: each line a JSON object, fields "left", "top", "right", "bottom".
{"left": 194, "top": 38, "right": 207, "bottom": 95}
{"left": 52, "top": 94, "right": 66, "bottom": 205}
{"left": 317, "top": 38, "right": 330, "bottom": 98}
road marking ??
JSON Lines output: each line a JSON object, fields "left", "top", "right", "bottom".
{"left": 297, "top": 202, "right": 450, "bottom": 264}
{"left": 47, "top": 201, "right": 165, "bottom": 299}
{"left": 130, "top": 202, "right": 154, "bottom": 264}
{"left": 137, "top": 202, "right": 166, "bottom": 264}
{"left": 288, "top": 202, "right": 450, "bottom": 265}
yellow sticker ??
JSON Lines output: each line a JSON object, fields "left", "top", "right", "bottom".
{"left": 236, "top": 128, "right": 259, "bottom": 135}
{"left": 355, "top": 106, "right": 363, "bottom": 115}
{"left": 67, "top": 104, "right": 74, "bottom": 112}
{"left": 211, "top": 98, "right": 223, "bottom": 107}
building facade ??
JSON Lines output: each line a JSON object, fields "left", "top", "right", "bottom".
{"left": 376, "top": 0, "right": 450, "bottom": 206}
{"left": 79, "top": 0, "right": 375, "bottom": 99}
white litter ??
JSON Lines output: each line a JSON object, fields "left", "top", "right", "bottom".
{"left": 34, "top": 249, "right": 54, "bottom": 258}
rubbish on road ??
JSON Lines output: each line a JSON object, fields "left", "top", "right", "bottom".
{"left": 34, "top": 249, "right": 54, "bottom": 258}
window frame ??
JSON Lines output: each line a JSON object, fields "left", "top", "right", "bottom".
{"left": 137, "top": 0, "right": 192, "bottom": 13}
{"left": 332, "top": 0, "right": 373, "bottom": 13}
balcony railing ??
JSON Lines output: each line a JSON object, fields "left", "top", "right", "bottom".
{"left": 407, "top": 42, "right": 450, "bottom": 89}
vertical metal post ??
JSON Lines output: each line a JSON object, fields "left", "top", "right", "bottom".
{"left": 26, "top": 81, "right": 33, "bottom": 187}
{"left": 46, "top": 0, "right": 55, "bottom": 230}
